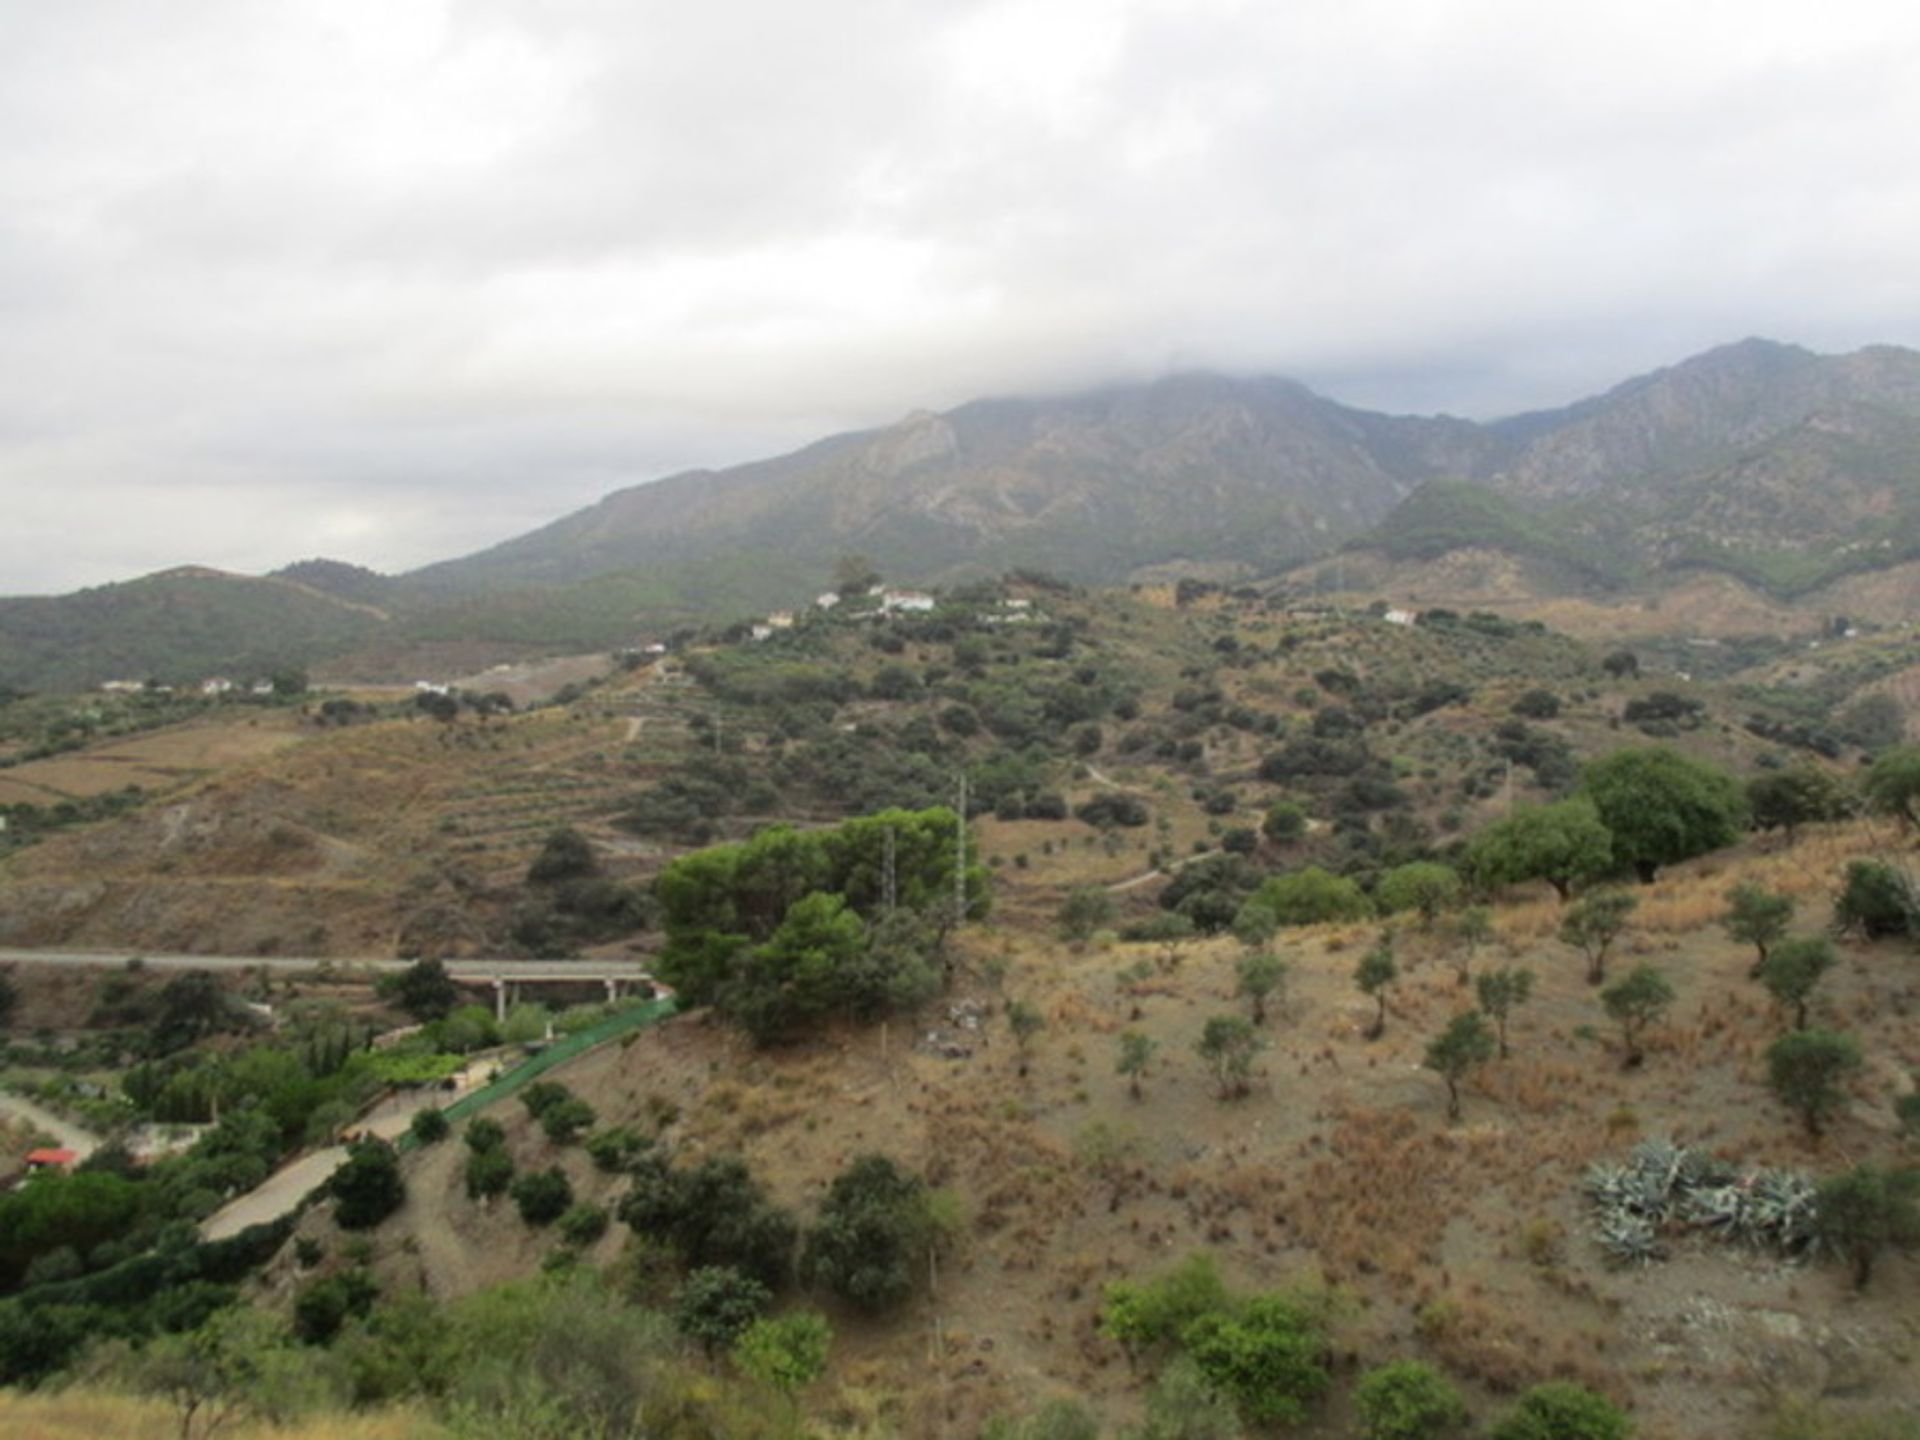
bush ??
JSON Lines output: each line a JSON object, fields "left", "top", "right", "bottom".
{"left": 541, "top": 1097, "right": 597, "bottom": 1145}
{"left": 619, "top": 1154, "right": 797, "bottom": 1289}
{"left": 673, "top": 1265, "right": 772, "bottom": 1356}
{"left": 1251, "top": 867, "right": 1373, "bottom": 927}
{"left": 801, "top": 1154, "right": 931, "bottom": 1311}
{"left": 1262, "top": 802, "right": 1307, "bottom": 843}
{"left": 1099, "top": 1254, "right": 1231, "bottom": 1360}
{"left": 1077, "top": 793, "right": 1151, "bottom": 828}
{"left": 585, "top": 1126, "right": 652, "bottom": 1173}
{"left": 1354, "top": 1359, "right": 1470, "bottom": 1439}
{"left": 557, "top": 1202, "right": 609, "bottom": 1248}
{"left": 293, "top": 1268, "right": 378, "bottom": 1344}
{"left": 465, "top": 1116, "right": 506, "bottom": 1152}
{"left": 511, "top": 1167, "right": 575, "bottom": 1226}
{"left": 1510, "top": 688, "right": 1561, "bottom": 720}
{"left": 1834, "top": 860, "right": 1915, "bottom": 940}
{"left": 329, "top": 1137, "right": 405, "bottom": 1230}
{"left": 527, "top": 826, "right": 598, "bottom": 884}
{"left": 1182, "top": 1293, "right": 1330, "bottom": 1425}
{"left": 464, "top": 1145, "right": 513, "bottom": 1201}
{"left": 1489, "top": 1382, "right": 1630, "bottom": 1440}
{"left": 408, "top": 1107, "right": 450, "bottom": 1145}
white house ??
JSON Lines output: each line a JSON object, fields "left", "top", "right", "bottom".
{"left": 99, "top": 680, "right": 144, "bottom": 694}
{"left": 815, "top": 591, "right": 841, "bottom": 610}
{"left": 880, "top": 589, "right": 936, "bottom": 614}
{"left": 200, "top": 677, "right": 235, "bottom": 696}
{"left": 766, "top": 611, "right": 796, "bottom": 630}
{"left": 1382, "top": 609, "right": 1418, "bottom": 627}
{"left": 750, "top": 624, "right": 774, "bottom": 642}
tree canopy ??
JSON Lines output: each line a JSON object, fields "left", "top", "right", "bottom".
{"left": 1465, "top": 798, "right": 1612, "bottom": 901}
{"left": 1580, "top": 747, "right": 1743, "bottom": 882}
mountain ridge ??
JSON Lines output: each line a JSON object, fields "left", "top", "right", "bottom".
{"left": 8, "top": 337, "right": 1920, "bottom": 690}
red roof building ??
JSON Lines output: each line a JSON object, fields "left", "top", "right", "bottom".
{"left": 24, "top": 1148, "right": 77, "bottom": 1172}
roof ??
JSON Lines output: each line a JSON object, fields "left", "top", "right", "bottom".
{"left": 25, "top": 1148, "right": 77, "bottom": 1165}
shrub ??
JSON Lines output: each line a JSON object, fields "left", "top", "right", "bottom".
{"left": 734, "top": 1310, "right": 832, "bottom": 1395}
{"left": 1100, "top": 1254, "right": 1232, "bottom": 1361}
{"left": 1510, "top": 689, "right": 1561, "bottom": 720}
{"left": 557, "top": 1201, "right": 609, "bottom": 1248}
{"left": 464, "top": 1145, "right": 513, "bottom": 1201}
{"left": 464, "top": 1117, "right": 506, "bottom": 1152}
{"left": 1814, "top": 1164, "right": 1920, "bottom": 1289}
{"left": 511, "top": 1167, "right": 575, "bottom": 1226}
{"left": 1376, "top": 862, "right": 1462, "bottom": 928}
{"left": 1354, "top": 1359, "right": 1470, "bottom": 1439}
{"left": 619, "top": 1154, "right": 798, "bottom": 1288}
{"left": 541, "top": 1097, "right": 598, "bottom": 1146}
{"left": 801, "top": 1154, "right": 932, "bottom": 1311}
{"left": 1181, "top": 1292, "right": 1330, "bottom": 1426}
{"left": 1077, "top": 793, "right": 1151, "bottom": 828}
{"left": 585, "top": 1126, "right": 652, "bottom": 1173}
{"left": 1834, "top": 860, "right": 1915, "bottom": 940}
{"left": 1251, "top": 867, "right": 1372, "bottom": 927}
{"left": 1262, "top": 802, "right": 1307, "bottom": 843}
{"left": 408, "top": 1107, "right": 450, "bottom": 1145}
{"left": 1489, "top": 1382, "right": 1630, "bottom": 1440}
{"left": 329, "top": 1137, "right": 405, "bottom": 1230}
{"left": 674, "top": 1265, "right": 773, "bottom": 1356}
{"left": 293, "top": 1268, "right": 378, "bottom": 1344}
{"left": 1766, "top": 1029, "right": 1863, "bottom": 1137}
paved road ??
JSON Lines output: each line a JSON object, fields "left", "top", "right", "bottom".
{"left": 199, "top": 1062, "right": 493, "bottom": 1241}
{"left": 0, "top": 1089, "right": 103, "bottom": 1159}
{"left": 0, "top": 948, "right": 655, "bottom": 983}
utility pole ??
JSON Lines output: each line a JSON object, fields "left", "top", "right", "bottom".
{"left": 953, "top": 773, "right": 969, "bottom": 931}
{"left": 882, "top": 825, "right": 898, "bottom": 913}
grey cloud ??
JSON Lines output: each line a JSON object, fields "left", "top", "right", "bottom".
{"left": 4, "top": 0, "right": 1920, "bottom": 591}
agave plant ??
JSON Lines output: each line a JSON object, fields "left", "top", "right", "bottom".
{"left": 1584, "top": 1136, "right": 1816, "bottom": 1266}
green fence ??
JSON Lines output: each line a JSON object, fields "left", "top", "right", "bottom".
{"left": 399, "top": 996, "right": 679, "bottom": 1149}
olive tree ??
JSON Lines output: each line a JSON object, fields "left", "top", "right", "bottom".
{"left": 1600, "top": 965, "right": 1674, "bottom": 1068}
{"left": 1721, "top": 882, "right": 1794, "bottom": 978}
{"left": 1560, "top": 889, "right": 1636, "bottom": 985}
{"left": 1474, "top": 966, "right": 1535, "bottom": 1060}
{"left": 1425, "top": 1012, "right": 1495, "bottom": 1121}
{"left": 1757, "top": 936, "right": 1835, "bottom": 1030}
{"left": 1767, "top": 1029, "right": 1863, "bottom": 1137}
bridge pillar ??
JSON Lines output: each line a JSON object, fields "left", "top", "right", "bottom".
{"left": 605, "top": 977, "right": 619, "bottom": 1003}
{"left": 493, "top": 978, "right": 507, "bottom": 1024}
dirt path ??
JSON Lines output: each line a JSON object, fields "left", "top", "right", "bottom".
{"left": 0, "top": 1090, "right": 102, "bottom": 1158}
{"left": 1107, "top": 847, "right": 1221, "bottom": 893}
{"left": 199, "top": 1078, "right": 475, "bottom": 1240}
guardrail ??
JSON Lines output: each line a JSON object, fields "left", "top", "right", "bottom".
{"left": 398, "top": 995, "right": 680, "bottom": 1148}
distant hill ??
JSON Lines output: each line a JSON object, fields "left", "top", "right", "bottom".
{"left": 271, "top": 558, "right": 397, "bottom": 610}
{"left": 0, "top": 568, "right": 385, "bottom": 692}
{"left": 406, "top": 339, "right": 1920, "bottom": 618}
{"left": 399, "top": 373, "right": 1499, "bottom": 612}
{"left": 9, "top": 338, "right": 1920, "bottom": 689}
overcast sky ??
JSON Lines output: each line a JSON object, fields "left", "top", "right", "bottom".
{"left": 5, "top": 0, "right": 1920, "bottom": 594}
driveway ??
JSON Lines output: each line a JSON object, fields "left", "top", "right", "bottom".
{"left": 0, "top": 1089, "right": 103, "bottom": 1160}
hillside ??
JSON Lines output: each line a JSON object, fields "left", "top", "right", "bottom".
{"left": 0, "top": 582, "right": 1901, "bottom": 959}
{"left": 11, "top": 338, "right": 1920, "bottom": 689}
{"left": 0, "top": 567, "right": 387, "bottom": 693}
{"left": 398, "top": 374, "right": 1493, "bottom": 612}
{"left": 1, "top": 586, "right": 1917, "bottom": 1438}
{"left": 405, "top": 338, "right": 1920, "bottom": 625}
